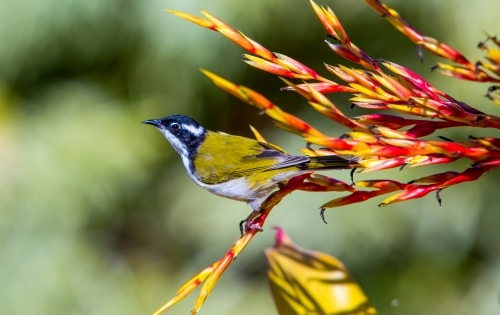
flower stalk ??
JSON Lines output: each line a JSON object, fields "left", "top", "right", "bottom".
{"left": 158, "top": 0, "right": 500, "bottom": 313}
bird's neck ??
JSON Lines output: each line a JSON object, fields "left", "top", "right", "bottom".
{"left": 180, "top": 131, "right": 207, "bottom": 179}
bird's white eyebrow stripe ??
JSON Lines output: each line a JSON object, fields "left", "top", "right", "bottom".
{"left": 182, "top": 124, "right": 204, "bottom": 136}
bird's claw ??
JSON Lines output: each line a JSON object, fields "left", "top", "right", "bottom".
{"left": 246, "top": 224, "right": 264, "bottom": 232}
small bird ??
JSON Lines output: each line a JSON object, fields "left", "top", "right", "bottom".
{"left": 142, "top": 115, "right": 356, "bottom": 213}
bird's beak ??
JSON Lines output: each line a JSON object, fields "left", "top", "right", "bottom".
{"left": 141, "top": 119, "right": 161, "bottom": 127}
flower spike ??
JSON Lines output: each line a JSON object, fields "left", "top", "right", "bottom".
{"left": 163, "top": 1, "right": 500, "bottom": 312}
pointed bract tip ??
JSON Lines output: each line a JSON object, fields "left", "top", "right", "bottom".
{"left": 272, "top": 226, "right": 286, "bottom": 247}
{"left": 319, "top": 208, "right": 328, "bottom": 224}
{"left": 200, "top": 69, "right": 224, "bottom": 82}
{"left": 200, "top": 68, "right": 211, "bottom": 76}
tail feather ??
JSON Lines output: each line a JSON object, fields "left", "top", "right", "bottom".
{"left": 306, "top": 155, "right": 359, "bottom": 170}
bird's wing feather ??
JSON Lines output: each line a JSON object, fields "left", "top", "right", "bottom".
{"left": 244, "top": 142, "right": 309, "bottom": 170}
{"left": 194, "top": 132, "right": 307, "bottom": 184}
{"left": 268, "top": 155, "right": 309, "bottom": 170}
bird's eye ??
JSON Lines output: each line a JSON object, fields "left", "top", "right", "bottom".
{"left": 170, "top": 123, "right": 180, "bottom": 131}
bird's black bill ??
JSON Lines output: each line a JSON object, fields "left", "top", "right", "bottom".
{"left": 141, "top": 119, "right": 161, "bottom": 127}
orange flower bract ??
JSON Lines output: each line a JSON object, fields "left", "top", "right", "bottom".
{"left": 155, "top": 1, "right": 500, "bottom": 313}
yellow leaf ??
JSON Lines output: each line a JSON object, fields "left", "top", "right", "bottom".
{"left": 265, "top": 228, "right": 378, "bottom": 315}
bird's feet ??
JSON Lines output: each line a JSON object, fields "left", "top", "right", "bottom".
{"left": 247, "top": 224, "right": 264, "bottom": 232}
{"left": 239, "top": 215, "right": 264, "bottom": 235}
{"left": 238, "top": 200, "right": 264, "bottom": 235}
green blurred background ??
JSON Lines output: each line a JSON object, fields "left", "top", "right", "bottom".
{"left": 1, "top": 0, "right": 500, "bottom": 314}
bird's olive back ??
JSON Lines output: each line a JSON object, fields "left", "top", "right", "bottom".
{"left": 193, "top": 131, "right": 295, "bottom": 184}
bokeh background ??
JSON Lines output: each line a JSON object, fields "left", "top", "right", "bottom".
{"left": 1, "top": 0, "right": 500, "bottom": 314}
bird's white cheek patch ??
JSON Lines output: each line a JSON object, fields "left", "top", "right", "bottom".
{"left": 183, "top": 124, "right": 204, "bottom": 136}
{"left": 161, "top": 129, "right": 194, "bottom": 177}
{"left": 161, "top": 129, "right": 188, "bottom": 157}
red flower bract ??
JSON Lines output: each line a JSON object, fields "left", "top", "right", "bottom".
{"left": 156, "top": 1, "right": 500, "bottom": 313}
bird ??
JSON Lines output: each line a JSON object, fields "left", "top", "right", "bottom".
{"left": 142, "top": 114, "right": 357, "bottom": 214}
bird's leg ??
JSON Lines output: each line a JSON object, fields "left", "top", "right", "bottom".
{"left": 239, "top": 199, "right": 264, "bottom": 235}
{"left": 277, "top": 182, "right": 287, "bottom": 190}
{"left": 349, "top": 168, "right": 357, "bottom": 186}
{"left": 306, "top": 142, "right": 314, "bottom": 152}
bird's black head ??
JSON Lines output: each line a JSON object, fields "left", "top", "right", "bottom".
{"left": 142, "top": 115, "right": 207, "bottom": 159}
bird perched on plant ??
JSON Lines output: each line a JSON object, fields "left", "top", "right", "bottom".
{"left": 142, "top": 114, "right": 357, "bottom": 213}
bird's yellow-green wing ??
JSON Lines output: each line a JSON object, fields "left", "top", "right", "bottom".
{"left": 194, "top": 131, "right": 306, "bottom": 184}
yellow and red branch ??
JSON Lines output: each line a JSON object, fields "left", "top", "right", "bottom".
{"left": 153, "top": 173, "right": 359, "bottom": 314}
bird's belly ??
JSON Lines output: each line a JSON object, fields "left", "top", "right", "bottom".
{"left": 202, "top": 177, "right": 269, "bottom": 201}
{"left": 195, "top": 171, "right": 301, "bottom": 201}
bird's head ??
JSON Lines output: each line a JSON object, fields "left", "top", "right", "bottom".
{"left": 142, "top": 115, "right": 207, "bottom": 159}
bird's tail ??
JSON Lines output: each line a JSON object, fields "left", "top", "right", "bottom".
{"left": 306, "top": 155, "right": 359, "bottom": 170}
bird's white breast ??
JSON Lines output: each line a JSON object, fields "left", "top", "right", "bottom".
{"left": 200, "top": 176, "right": 257, "bottom": 201}
{"left": 187, "top": 168, "right": 301, "bottom": 201}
